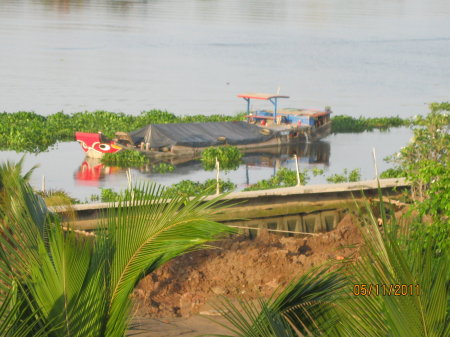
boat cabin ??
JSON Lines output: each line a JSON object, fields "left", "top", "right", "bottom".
{"left": 237, "top": 93, "right": 331, "bottom": 129}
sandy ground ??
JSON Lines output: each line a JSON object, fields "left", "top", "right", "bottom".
{"left": 129, "top": 213, "right": 361, "bottom": 337}
{"left": 128, "top": 315, "right": 230, "bottom": 337}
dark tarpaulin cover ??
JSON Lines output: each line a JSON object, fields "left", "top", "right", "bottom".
{"left": 128, "top": 121, "right": 274, "bottom": 148}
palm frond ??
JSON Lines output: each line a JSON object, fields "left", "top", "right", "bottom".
{"left": 210, "top": 266, "right": 347, "bottom": 337}
{"left": 340, "top": 197, "right": 449, "bottom": 337}
{"left": 104, "top": 182, "right": 235, "bottom": 336}
{"left": 1, "top": 162, "right": 235, "bottom": 337}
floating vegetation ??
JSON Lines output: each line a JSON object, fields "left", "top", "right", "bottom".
{"left": 152, "top": 162, "right": 175, "bottom": 173}
{"left": 0, "top": 110, "right": 246, "bottom": 153}
{"left": 92, "top": 178, "right": 237, "bottom": 202}
{"left": 164, "top": 179, "right": 236, "bottom": 197}
{"left": 244, "top": 168, "right": 309, "bottom": 191}
{"left": 326, "top": 168, "right": 361, "bottom": 183}
{"left": 0, "top": 109, "right": 412, "bottom": 153}
{"left": 331, "top": 115, "right": 408, "bottom": 133}
{"left": 101, "top": 150, "right": 149, "bottom": 167}
{"left": 200, "top": 146, "right": 243, "bottom": 171}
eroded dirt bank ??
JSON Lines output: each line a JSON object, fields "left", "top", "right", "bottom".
{"left": 133, "top": 213, "right": 361, "bottom": 318}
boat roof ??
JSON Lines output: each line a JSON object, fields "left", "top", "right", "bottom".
{"left": 237, "top": 93, "right": 290, "bottom": 100}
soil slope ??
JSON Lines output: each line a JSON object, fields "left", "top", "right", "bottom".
{"left": 133, "top": 213, "right": 361, "bottom": 318}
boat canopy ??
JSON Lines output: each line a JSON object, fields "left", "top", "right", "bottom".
{"left": 128, "top": 121, "right": 274, "bottom": 148}
{"left": 237, "top": 93, "right": 290, "bottom": 100}
{"left": 238, "top": 93, "right": 290, "bottom": 120}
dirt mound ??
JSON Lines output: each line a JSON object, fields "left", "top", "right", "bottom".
{"left": 133, "top": 213, "right": 361, "bottom": 318}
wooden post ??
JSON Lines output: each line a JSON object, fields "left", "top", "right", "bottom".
{"left": 41, "top": 175, "right": 46, "bottom": 194}
{"left": 140, "top": 142, "right": 144, "bottom": 150}
{"left": 294, "top": 154, "right": 301, "bottom": 186}
{"left": 215, "top": 157, "right": 220, "bottom": 195}
{"left": 372, "top": 147, "right": 378, "bottom": 180}
{"left": 145, "top": 143, "right": 150, "bottom": 151}
{"left": 126, "top": 168, "right": 134, "bottom": 201}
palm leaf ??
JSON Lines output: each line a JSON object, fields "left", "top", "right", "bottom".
{"left": 104, "top": 182, "right": 235, "bottom": 336}
{"left": 209, "top": 266, "right": 347, "bottom": 337}
{"left": 339, "top": 196, "right": 449, "bottom": 337}
{"left": 1, "top": 162, "right": 235, "bottom": 337}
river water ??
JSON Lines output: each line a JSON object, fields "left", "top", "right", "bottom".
{"left": 1, "top": 0, "right": 449, "bottom": 199}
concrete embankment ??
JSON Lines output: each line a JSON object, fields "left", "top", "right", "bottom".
{"left": 50, "top": 178, "right": 409, "bottom": 233}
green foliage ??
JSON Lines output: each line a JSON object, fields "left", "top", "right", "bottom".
{"left": 244, "top": 168, "right": 309, "bottom": 191}
{"left": 213, "top": 199, "right": 450, "bottom": 337}
{"left": 101, "top": 150, "right": 149, "bottom": 167}
{"left": 380, "top": 166, "right": 405, "bottom": 178}
{"left": 99, "top": 188, "right": 121, "bottom": 202}
{"left": 201, "top": 146, "right": 243, "bottom": 171}
{"left": 0, "top": 161, "right": 235, "bottom": 336}
{"left": 94, "top": 178, "right": 237, "bottom": 202}
{"left": 387, "top": 103, "right": 449, "bottom": 249}
{"left": 211, "top": 267, "right": 347, "bottom": 337}
{"left": 151, "top": 162, "right": 175, "bottom": 174}
{"left": 311, "top": 167, "right": 325, "bottom": 176}
{"left": 164, "top": 179, "right": 236, "bottom": 197}
{"left": 0, "top": 110, "right": 246, "bottom": 153}
{"left": 326, "top": 168, "right": 361, "bottom": 183}
{"left": 331, "top": 115, "right": 408, "bottom": 133}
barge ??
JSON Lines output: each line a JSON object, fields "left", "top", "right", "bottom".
{"left": 75, "top": 93, "right": 332, "bottom": 159}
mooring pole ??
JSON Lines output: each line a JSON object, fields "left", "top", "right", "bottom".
{"left": 294, "top": 154, "right": 301, "bottom": 186}
{"left": 126, "top": 168, "right": 134, "bottom": 201}
{"left": 372, "top": 147, "right": 378, "bottom": 179}
{"left": 215, "top": 157, "right": 220, "bottom": 194}
{"left": 41, "top": 175, "right": 46, "bottom": 194}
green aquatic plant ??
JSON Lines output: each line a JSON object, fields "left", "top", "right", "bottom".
{"left": 331, "top": 115, "right": 408, "bottom": 133}
{"left": 101, "top": 150, "right": 149, "bottom": 167}
{"left": 244, "top": 168, "right": 309, "bottom": 191}
{"left": 311, "top": 167, "right": 325, "bottom": 176}
{"left": 201, "top": 146, "right": 243, "bottom": 171}
{"left": 164, "top": 179, "right": 236, "bottom": 197}
{"left": 1, "top": 109, "right": 409, "bottom": 153}
{"left": 326, "top": 168, "right": 361, "bottom": 183}
{"left": 151, "top": 162, "right": 175, "bottom": 174}
{"left": 0, "top": 110, "right": 246, "bottom": 153}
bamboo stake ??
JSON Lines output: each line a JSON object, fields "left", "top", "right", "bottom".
{"left": 41, "top": 175, "right": 46, "bottom": 194}
{"left": 215, "top": 157, "right": 220, "bottom": 195}
{"left": 126, "top": 168, "right": 134, "bottom": 201}
{"left": 294, "top": 154, "right": 301, "bottom": 186}
{"left": 372, "top": 147, "right": 379, "bottom": 179}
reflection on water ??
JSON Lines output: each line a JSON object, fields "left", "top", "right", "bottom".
{"left": 75, "top": 158, "right": 121, "bottom": 186}
{"left": 0, "top": 128, "right": 412, "bottom": 200}
{"left": 74, "top": 141, "right": 331, "bottom": 185}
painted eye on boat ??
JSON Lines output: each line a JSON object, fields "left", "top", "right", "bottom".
{"left": 80, "top": 141, "right": 88, "bottom": 149}
{"left": 99, "top": 144, "right": 111, "bottom": 151}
